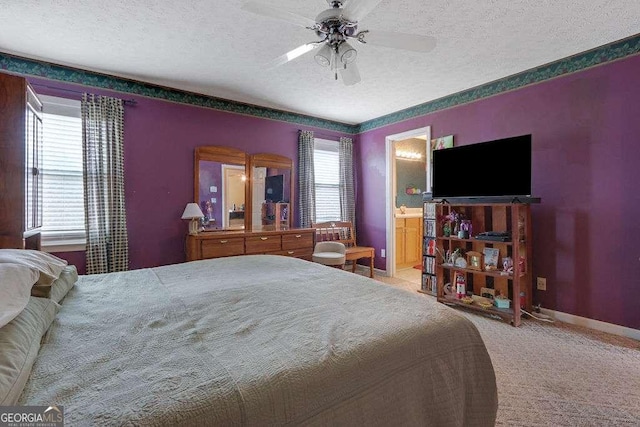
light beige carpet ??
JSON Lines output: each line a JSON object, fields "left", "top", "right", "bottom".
{"left": 375, "top": 273, "right": 640, "bottom": 426}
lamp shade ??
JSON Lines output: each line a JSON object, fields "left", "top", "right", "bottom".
{"left": 338, "top": 41, "right": 357, "bottom": 64}
{"left": 181, "top": 203, "right": 204, "bottom": 220}
{"left": 314, "top": 44, "right": 332, "bottom": 67}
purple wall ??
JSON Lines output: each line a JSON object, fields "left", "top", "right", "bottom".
{"left": 22, "top": 53, "right": 640, "bottom": 330}
{"left": 28, "top": 78, "right": 350, "bottom": 273}
{"left": 356, "top": 55, "right": 640, "bottom": 330}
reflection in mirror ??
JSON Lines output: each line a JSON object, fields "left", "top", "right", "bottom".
{"left": 195, "top": 146, "right": 247, "bottom": 231}
{"left": 394, "top": 138, "right": 427, "bottom": 209}
{"left": 249, "top": 154, "right": 293, "bottom": 230}
{"left": 222, "top": 165, "right": 246, "bottom": 228}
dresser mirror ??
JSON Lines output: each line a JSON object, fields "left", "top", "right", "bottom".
{"left": 194, "top": 146, "right": 248, "bottom": 231}
{"left": 248, "top": 153, "right": 293, "bottom": 230}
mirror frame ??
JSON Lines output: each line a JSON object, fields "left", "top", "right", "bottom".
{"left": 248, "top": 153, "right": 294, "bottom": 231}
{"left": 194, "top": 146, "right": 249, "bottom": 231}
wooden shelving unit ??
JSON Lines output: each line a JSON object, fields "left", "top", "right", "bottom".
{"left": 418, "top": 201, "right": 438, "bottom": 296}
{"left": 428, "top": 199, "right": 539, "bottom": 327}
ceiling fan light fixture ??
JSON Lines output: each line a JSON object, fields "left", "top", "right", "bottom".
{"left": 314, "top": 44, "right": 332, "bottom": 67}
{"left": 338, "top": 41, "right": 357, "bottom": 64}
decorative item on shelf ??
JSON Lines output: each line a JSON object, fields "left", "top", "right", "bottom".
{"left": 494, "top": 295, "right": 510, "bottom": 309}
{"left": 465, "top": 251, "right": 483, "bottom": 270}
{"left": 439, "top": 209, "right": 460, "bottom": 237}
{"left": 444, "top": 282, "right": 454, "bottom": 297}
{"left": 480, "top": 287, "right": 496, "bottom": 300}
{"left": 442, "top": 222, "right": 451, "bottom": 237}
{"left": 455, "top": 272, "right": 466, "bottom": 299}
{"left": 181, "top": 203, "right": 205, "bottom": 235}
{"left": 519, "top": 256, "right": 526, "bottom": 273}
{"left": 399, "top": 204, "right": 407, "bottom": 214}
{"left": 449, "top": 248, "right": 464, "bottom": 266}
{"left": 478, "top": 299, "right": 494, "bottom": 310}
{"left": 454, "top": 256, "right": 467, "bottom": 269}
{"left": 483, "top": 247, "right": 500, "bottom": 271}
{"left": 501, "top": 257, "right": 514, "bottom": 274}
{"left": 458, "top": 219, "right": 472, "bottom": 239}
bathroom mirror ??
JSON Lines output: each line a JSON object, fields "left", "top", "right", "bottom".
{"left": 194, "top": 146, "right": 248, "bottom": 231}
{"left": 394, "top": 138, "right": 427, "bottom": 209}
{"left": 248, "top": 153, "right": 293, "bottom": 230}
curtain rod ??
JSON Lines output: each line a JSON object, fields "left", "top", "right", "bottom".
{"left": 30, "top": 83, "right": 137, "bottom": 105}
{"left": 299, "top": 129, "right": 348, "bottom": 140}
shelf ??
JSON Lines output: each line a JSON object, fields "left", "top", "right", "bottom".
{"left": 439, "top": 264, "right": 523, "bottom": 278}
{"left": 438, "top": 236, "right": 513, "bottom": 245}
{"left": 438, "top": 296, "right": 514, "bottom": 320}
{"left": 417, "top": 289, "right": 436, "bottom": 296}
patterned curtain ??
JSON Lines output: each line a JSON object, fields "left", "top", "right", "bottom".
{"left": 339, "top": 136, "right": 355, "bottom": 226}
{"left": 298, "top": 130, "right": 315, "bottom": 228}
{"left": 81, "top": 94, "right": 129, "bottom": 274}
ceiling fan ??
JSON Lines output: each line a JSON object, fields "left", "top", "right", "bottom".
{"left": 241, "top": 0, "right": 437, "bottom": 86}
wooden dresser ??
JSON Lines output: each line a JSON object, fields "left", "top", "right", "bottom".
{"left": 186, "top": 227, "right": 315, "bottom": 262}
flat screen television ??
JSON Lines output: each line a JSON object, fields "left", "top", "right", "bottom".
{"left": 431, "top": 134, "right": 531, "bottom": 199}
{"left": 264, "top": 174, "right": 285, "bottom": 202}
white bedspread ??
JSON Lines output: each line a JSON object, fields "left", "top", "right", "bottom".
{"left": 19, "top": 255, "right": 497, "bottom": 426}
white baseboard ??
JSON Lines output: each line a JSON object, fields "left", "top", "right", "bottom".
{"left": 540, "top": 308, "right": 640, "bottom": 341}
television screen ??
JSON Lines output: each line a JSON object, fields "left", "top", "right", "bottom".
{"left": 432, "top": 134, "right": 531, "bottom": 199}
{"left": 264, "top": 174, "right": 284, "bottom": 202}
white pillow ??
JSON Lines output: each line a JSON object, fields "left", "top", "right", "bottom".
{"left": 0, "top": 249, "right": 68, "bottom": 286}
{"left": 0, "top": 264, "right": 39, "bottom": 328}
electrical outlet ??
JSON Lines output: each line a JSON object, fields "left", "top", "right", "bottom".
{"left": 381, "top": 249, "right": 386, "bottom": 258}
{"left": 537, "top": 277, "right": 547, "bottom": 291}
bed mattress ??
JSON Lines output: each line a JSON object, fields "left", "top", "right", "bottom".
{"left": 19, "top": 255, "right": 497, "bottom": 426}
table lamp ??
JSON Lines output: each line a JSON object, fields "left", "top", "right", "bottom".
{"left": 181, "top": 203, "right": 204, "bottom": 235}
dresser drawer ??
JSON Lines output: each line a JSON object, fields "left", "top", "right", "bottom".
{"left": 282, "top": 232, "right": 314, "bottom": 250}
{"left": 201, "top": 237, "right": 245, "bottom": 259}
{"left": 277, "top": 249, "right": 314, "bottom": 260}
{"left": 245, "top": 235, "right": 282, "bottom": 254}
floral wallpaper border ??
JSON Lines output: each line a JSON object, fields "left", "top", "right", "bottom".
{"left": 1, "top": 32, "right": 638, "bottom": 135}
{"left": 357, "top": 33, "right": 640, "bottom": 133}
{"left": 0, "top": 52, "right": 358, "bottom": 134}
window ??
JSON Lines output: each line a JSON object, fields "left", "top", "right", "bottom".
{"left": 314, "top": 139, "right": 340, "bottom": 222}
{"left": 39, "top": 95, "right": 85, "bottom": 251}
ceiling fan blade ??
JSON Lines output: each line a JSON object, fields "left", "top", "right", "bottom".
{"left": 267, "top": 43, "right": 318, "bottom": 68}
{"left": 340, "top": 62, "right": 361, "bottom": 86}
{"left": 363, "top": 30, "right": 437, "bottom": 52}
{"left": 343, "top": 0, "right": 384, "bottom": 22}
{"left": 241, "top": 1, "right": 317, "bottom": 28}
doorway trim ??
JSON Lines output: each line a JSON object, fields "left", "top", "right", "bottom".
{"left": 384, "top": 126, "right": 431, "bottom": 277}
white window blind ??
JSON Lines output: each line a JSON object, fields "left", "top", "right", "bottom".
{"left": 314, "top": 139, "right": 341, "bottom": 222}
{"left": 40, "top": 95, "right": 86, "bottom": 250}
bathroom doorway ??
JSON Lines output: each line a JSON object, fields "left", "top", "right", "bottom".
{"left": 385, "top": 126, "right": 431, "bottom": 284}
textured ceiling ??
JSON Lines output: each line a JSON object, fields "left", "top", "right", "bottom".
{"left": 1, "top": 0, "right": 639, "bottom": 125}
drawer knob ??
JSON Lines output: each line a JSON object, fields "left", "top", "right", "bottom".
{"left": 295, "top": 234, "right": 302, "bottom": 238}
{"left": 220, "top": 240, "right": 228, "bottom": 244}
{"left": 260, "top": 237, "right": 268, "bottom": 241}
{"left": 288, "top": 251, "right": 294, "bottom": 254}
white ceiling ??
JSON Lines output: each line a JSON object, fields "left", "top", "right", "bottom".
{"left": 1, "top": 0, "right": 639, "bottom": 125}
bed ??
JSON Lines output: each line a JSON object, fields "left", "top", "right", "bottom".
{"left": 3, "top": 252, "right": 497, "bottom": 426}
